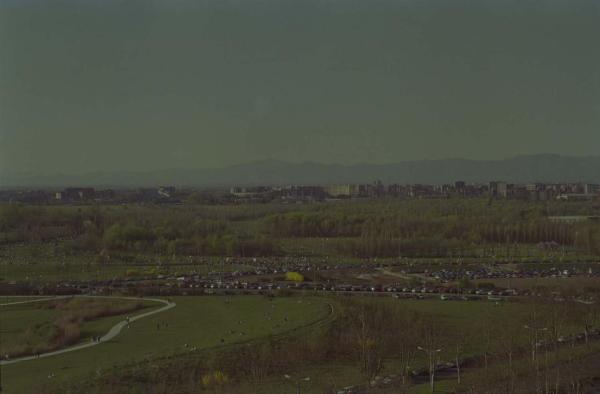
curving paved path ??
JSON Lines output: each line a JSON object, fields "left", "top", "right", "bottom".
{"left": 0, "top": 295, "right": 176, "bottom": 366}
{"left": 0, "top": 295, "right": 70, "bottom": 306}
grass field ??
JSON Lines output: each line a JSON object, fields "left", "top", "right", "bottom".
{"left": 178, "top": 297, "right": 543, "bottom": 394}
{"left": 0, "top": 303, "right": 61, "bottom": 353}
{"left": 0, "top": 260, "right": 253, "bottom": 282}
{"left": 222, "top": 296, "right": 592, "bottom": 393}
{"left": 1, "top": 294, "right": 595, "bottom": 393}
{"left": 0, "top": 297, "right": 158, "bottom": 358}
{"left": 0, "top": 295, "right": 331, "bottom": 393}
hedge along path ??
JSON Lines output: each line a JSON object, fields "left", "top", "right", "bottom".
{"left": 0, "top": 295, "right": 176, "bottom": 366}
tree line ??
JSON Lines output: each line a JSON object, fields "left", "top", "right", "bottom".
{"left": 1, "top": 199, "right": 598, "bottom": 258}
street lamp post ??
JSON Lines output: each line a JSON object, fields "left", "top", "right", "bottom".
{"left": 418, "top": 346, "right": 442, "bottom": 393}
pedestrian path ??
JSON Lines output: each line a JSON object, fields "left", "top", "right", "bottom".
{"left": 0, "top": 295, "right": 176, "bottom": 366}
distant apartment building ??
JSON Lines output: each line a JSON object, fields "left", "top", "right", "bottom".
{"left": 511, "top": 184, "right": 529, "bottom": 200}
{"left": 583, "top": 184, "right": 600, "bottom": 195}
{"left": 524, "top": 183, "right": 558, "bottom": 201}
{"left": 465, "top": 184, "right": 486, "bottom": 197}
{"left": 323, "top": 184, "right": 353, "bottom": 198}
{"left": 489, "top": 181, "right": 508, "bottom": 198}
{"left": 454, "top": 181, "right": 466, "bottom": 196}
{"left": 366, "top": 180, "right": 385, "bottom": 198}
{"left": 408, "top": 184, "right": 435, "bottom": 198}
{"left": 351, "top": 184, "right": 368, "bottom": 198}
{"left": 222, "top": 180, "right": 598, "bottom": 203}
{"left": 386, "top": 184, "right": 408, "bottom": 198}
{"left": 323, "top": 184, "right": 369, "bottom": 198}
{"left": 282, "top": 185, "right": 325, "bottom": 200}
{"left": 56, "top": 187, "right": 95, "bottom": 201}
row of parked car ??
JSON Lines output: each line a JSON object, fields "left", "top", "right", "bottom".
{"left": 151, "top": 280, "right": 516, "bottom": 300}
{"left": 427, "top": 265, "right": 598, "bottom": 282}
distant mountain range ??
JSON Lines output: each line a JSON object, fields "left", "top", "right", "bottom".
{"left": 2, "top": 154, "right": 599, "bottom": 188}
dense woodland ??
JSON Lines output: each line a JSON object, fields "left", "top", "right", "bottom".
{"left": 1, "top": 199, "right": 599, "bottom": 260}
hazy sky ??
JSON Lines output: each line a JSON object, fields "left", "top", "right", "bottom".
{"left": 1, "top": 0, "right": 599, "bottom": 175}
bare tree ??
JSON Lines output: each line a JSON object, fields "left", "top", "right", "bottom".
{"left": 384, "top": 308, "right": 420, "bottom": 386}
{"left": 450, "top": 325, "right": 473, "bottom": 387}
{"left": 579, "top": 301, "right": 600, "bottom": 347}
{"left": 417, "top": 316, "right": 446, "bottom": 393}
{"left": 349, "top": 303, "right": 386, "bottom": 387}
{"left": 496, "top": 310, "right": 527, "bottom": 394}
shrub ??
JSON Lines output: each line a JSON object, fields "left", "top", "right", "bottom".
{"left": 201, "top": 371, "right": 228, "bottom": 388}
{"left": 285, "top": 272, "right": 304, "bottom": 282}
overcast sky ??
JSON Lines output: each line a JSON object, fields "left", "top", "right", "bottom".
{"left": 1, "top": 0, "right": 599, "bottom": 175}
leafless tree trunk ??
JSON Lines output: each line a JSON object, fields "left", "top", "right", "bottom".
{"left": 455, "top": 344, "right": 461, "bottom": 385}
{"left": 418, "top": 316, "right": 446, "bottom": 394}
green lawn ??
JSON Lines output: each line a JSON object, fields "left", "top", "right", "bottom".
{"left": 0, "top": 303, "right": 60, "bottom": 353}
{"left": 0, "top": 298, "right": 159, "bottom": 357}
{"left": 0, "top": 260, "right": 253, "bottom": 282}
{"left": 226, "top": 296, "right": 590, "bottom": 394}
{"left": 195, "top": 297, "right": 536, "bottom": 394}
{"left": 0, "top": 295, "right": 331, "bottom": 393}
{"left": 1, "top": 295, "right": 592, "bottom": 393}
